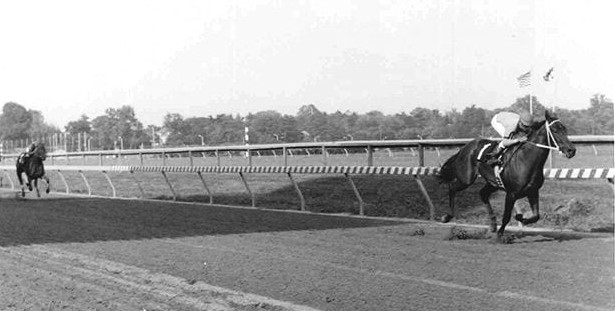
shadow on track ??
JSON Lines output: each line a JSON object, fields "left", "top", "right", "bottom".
{"left": 509, "top": 230, "right": 612, "bottom": 243}
{"left": 0, "top": 197, "right": 403, "bottom": 247}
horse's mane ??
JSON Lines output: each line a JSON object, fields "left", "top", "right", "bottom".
{"left": 526, "top": 119, "right": 548, "bottom": 139}
{"left": 529, "top": 119, "right": 545, "bottom": 130}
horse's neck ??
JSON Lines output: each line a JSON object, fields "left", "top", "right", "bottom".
{"left": 523, "top": 126, "right": 551, "bottom": 167}
{"left": 528, "top": 126, "right": 548, "bottom": 144}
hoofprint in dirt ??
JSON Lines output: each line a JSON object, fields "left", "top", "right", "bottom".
{"left": 0, "top": 196, "right": 613, "bottom": 311}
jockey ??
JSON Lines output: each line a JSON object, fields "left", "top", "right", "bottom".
{"left": 483, "top": 111, "right": 533, "bottom": 165}
{"left": 18, "top": 142, "right": 37, "bottom": 165}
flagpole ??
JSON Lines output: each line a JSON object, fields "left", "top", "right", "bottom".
{"left": 529, "top": 91, "right": 533, "bottom": 115}
{"left": 552, "top": 70, "right": 557, "bottom": 112}
{"left": 529, "top": 67, "right": 533, "bottom": 115}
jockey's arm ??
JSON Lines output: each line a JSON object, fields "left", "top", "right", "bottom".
{"left": 498, "top": 136, "right": 528, "bottom": 148}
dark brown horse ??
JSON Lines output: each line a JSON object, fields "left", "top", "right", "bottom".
{"left": 438, "top": 110, "right": 576, "bottom": 241}
{"left": 16, "top": 142, "right": 50, "bottom": 197}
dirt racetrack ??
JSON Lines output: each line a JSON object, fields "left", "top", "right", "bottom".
{"left": 0, "top": 193, "right": 613, "bottom": 311}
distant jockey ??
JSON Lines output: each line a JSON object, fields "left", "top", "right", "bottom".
{"left": 18, "top": 142, "right": 38, "bottom": 165}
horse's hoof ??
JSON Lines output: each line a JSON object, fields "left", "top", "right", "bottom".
{"left": 514, "top": 214, "right": 524, "bottom": 222}
{"left": 521, "top": 215, "right": 540, "bottom": 225}
{"left": 495, "top": 234, "right": 515, "bottom": 244}
{"left": 46, "top": 189, "right": 50, "bottom": 194}
{"left": 441, "top": 214, "right": 453, "bottom": 223}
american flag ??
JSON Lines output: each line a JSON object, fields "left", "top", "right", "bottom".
{"left": 517, "top": 71, "right": 531, "bottom": 88}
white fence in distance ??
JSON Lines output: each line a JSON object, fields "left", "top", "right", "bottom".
{"left": 1, "top": 135, "right": 612, "bottom": 167}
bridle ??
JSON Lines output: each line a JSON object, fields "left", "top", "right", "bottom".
{"left": 528, "top": 120, "right": 562, "bottom": 151}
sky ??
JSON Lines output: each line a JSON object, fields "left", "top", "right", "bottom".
{"left": 0, "top": 0, "right": 613, "bottom": 128}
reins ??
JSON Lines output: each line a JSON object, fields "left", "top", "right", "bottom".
{"left": 526, "top": 119, "right": 561, "bottom": 151}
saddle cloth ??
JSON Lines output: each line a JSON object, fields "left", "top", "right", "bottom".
{"left": 17, "top": 152, "right": 27, "bottom": 163}
{"left": 476, "top": 140, "right": 499, "bottom": 162}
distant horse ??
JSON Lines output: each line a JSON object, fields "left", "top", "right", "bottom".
{"left": 438, "top": 110, "right": 576, "bottom": 241}
{"left": 16, "top": 142, "right": 50, "bottom": 197}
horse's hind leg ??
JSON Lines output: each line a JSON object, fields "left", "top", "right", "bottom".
{"left": 441, "top": 181, "right": 469, "bottom": 223}
{"left": 479, "top": 184, "right": 499, "bottom": 232}
{"left": 44, "top": 175, "right": 50, "bottom": 194}
{"left": 441, "top": 185, "right": 457, "bottom": 223}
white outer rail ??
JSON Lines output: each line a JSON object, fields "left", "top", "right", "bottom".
{"left": 1, "top": 165, "right": 613, "bottom": 218}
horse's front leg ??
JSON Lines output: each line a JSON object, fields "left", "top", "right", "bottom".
{"left": 497, "top": 193, "right": 517, "bottom": 240}
{"left": 34, "top": 178, "right": 40, "bottom": 197}
{"left": 520, "top": 191, "right": 540, "bottom": 225}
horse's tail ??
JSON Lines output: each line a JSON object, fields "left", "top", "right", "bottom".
{"left": 437, "top": 151, "right": 459, "bottom": 184}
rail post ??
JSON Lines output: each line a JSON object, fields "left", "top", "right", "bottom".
{"left": 197, "top": 171, "right": 213, "bottom": 204}
{"left": 418, "top": 144, "right": 425, "bottom": 166}
{"left": 101, "top": 171, "right": 116, "bottom": 197}
{"left": 345, "top": 173, "right": 364, "bottom": 216}
{"left": 287, "top": 172, "right": 306, "bottom": 211}
{"left": 283, "top": 146, "right": 288, "bottom": 166}
{"left": 367, "top": 145, "right": 373, "bottom": 166}
{"left": 78, "top": 170, "right": 92, "bottom": 196}
{"left": 130, "top": 170, "right": 145, "bottom": 198}
{"left": 56, "top": 170, "right": 70, "bottom": 194}
{"left": 239, "top": 172, "right": 255, "bottom": 207}
{"left": 160, "top": 170, "right": 177, "bottom": 201}
{"left": 2, "top": 170, "right": 15, "bottom": 190}
{"left": 322, "top": 145, "right": 327, "bottom": 166}
{"left": 188, "top": 150, "right": 193, "bottom": 167}
{"left": 414, "top": 175, "right": 435, "bottom": 221}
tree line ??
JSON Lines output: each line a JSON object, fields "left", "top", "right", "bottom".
{"left": 0, "top": 94, "right": 612, "bottom": 152}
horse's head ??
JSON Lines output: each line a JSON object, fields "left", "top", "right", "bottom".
{"left": 32, "top": 142, "right": 48, "bottom": 161}
{"left": 538, "top": 110, "right": 576, "bottom": 158}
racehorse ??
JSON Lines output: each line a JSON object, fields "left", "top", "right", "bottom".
{"left": 16, "top": 142, "right": 50, "bottom": 197}
{"left": 438, "top": 110, "right": 576, "bottom": 241}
